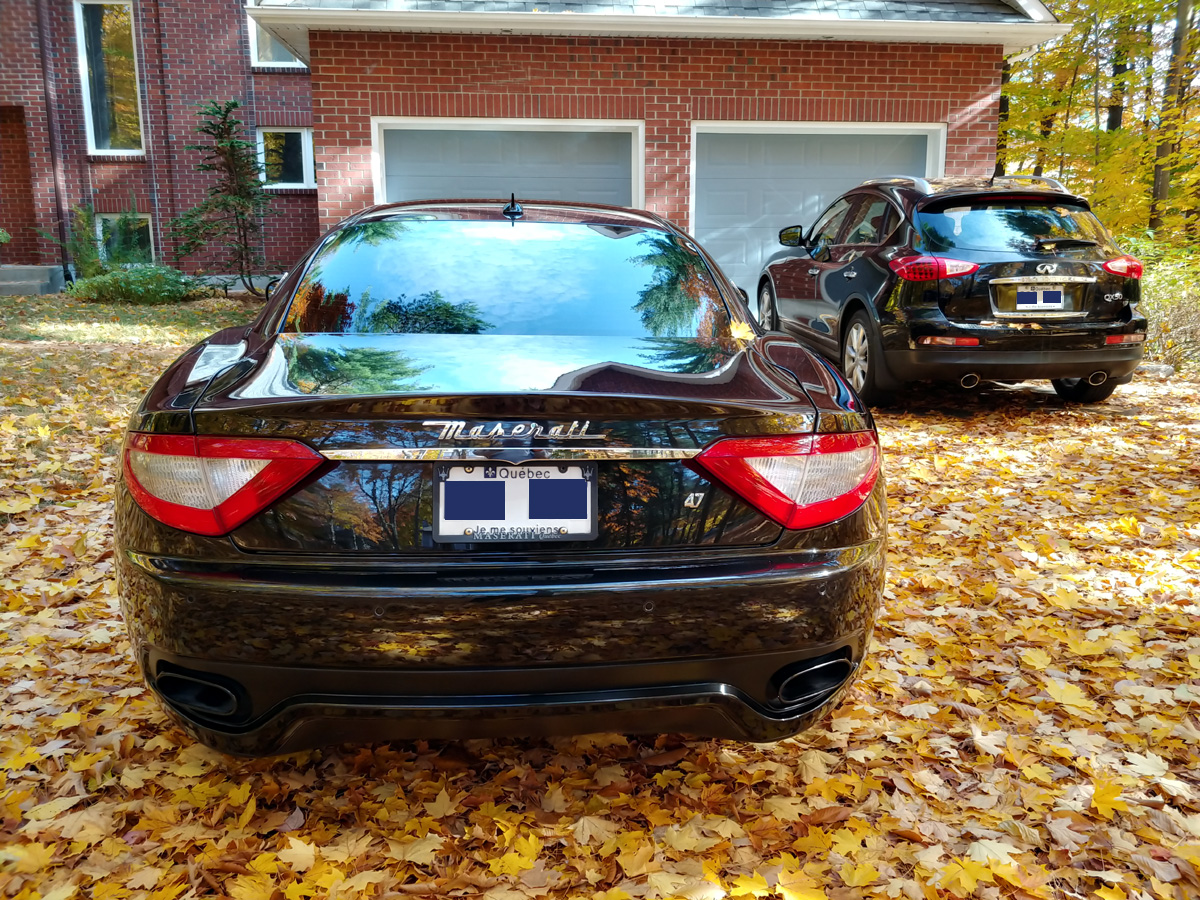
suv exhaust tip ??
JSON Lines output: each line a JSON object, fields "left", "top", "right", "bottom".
{"left": 960, "top": 373, "right": 981, "bottom": 389}
{"left": 1088, "top": 371, "right": 1108, "bottom": 386}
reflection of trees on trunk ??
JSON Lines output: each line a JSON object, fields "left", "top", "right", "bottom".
{"left": 354, "top": 465, "right": 422, "bottom": 551}
{"left": 351, "top": 289, "right": 492, "bottom": 335}
{"left": 638, "top": 337, "right": 733, "bottom": 374}
{"left": 630, "top": 235, "right": 714, "bottom": 337}
{"left": 602, "top": 462, "right": 689, "bottom": 546}
{"left": 283, "top": 341, "right": 430, "bottom": 395}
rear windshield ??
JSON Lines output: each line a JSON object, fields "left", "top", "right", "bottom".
{"left": 914, "top": 201, "right": 1116, "bottom": 254}
{"left": 283, "top": 218, "right": 731, "bottom": 339}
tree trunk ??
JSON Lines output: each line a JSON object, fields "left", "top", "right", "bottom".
{"left": 1106, "top": 16, "right": 1132, "bottom": 131}
{"left": 994, "top": 60, "right": 1011, "bottom": 178}
{"left": 1151, "top": 0, "right": 1194, "bottom": 232}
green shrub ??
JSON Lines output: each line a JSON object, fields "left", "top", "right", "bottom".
{"left": 66, "top": 265, "right": 215, "bottom": 305}
{"left": 1122, "top": 236, "right": 1200, "bottom": 374}
{"left": 0, "top": 227, "right": 10, "bottom": 244}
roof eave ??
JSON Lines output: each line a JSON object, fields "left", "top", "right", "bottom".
{"left": 245, "top": 7, "right": 1072, "bottom": 61}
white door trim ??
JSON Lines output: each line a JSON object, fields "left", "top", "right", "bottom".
{"left": 688, "top": 121, "right": 947, "bottom": 232}
{"left": 370, "top": 116, "right": 646, "bottom": 208}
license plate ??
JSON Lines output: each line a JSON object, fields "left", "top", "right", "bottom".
{"left": 1015, "top": 284, "right": 1065, "bottom": 311}
{"left": 433, "top": 462, "right": 598, "bottom": 543}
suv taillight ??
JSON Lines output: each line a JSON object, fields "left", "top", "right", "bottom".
{"left": 123, "top": 434, "right": 325, "bottom": 536}
{"left": 691, "top": 432, "right": 880, "bottom": 530}
{"left": 1102, "top": 255, "right": 1144, "bottom": 279}
{"left": 889, "top": 256, "right": 980, "bottom": 281}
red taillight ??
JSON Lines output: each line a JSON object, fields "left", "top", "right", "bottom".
{"left": 1102, "top": 255, "right": 1144, "bottom": 279}
{"left": 1106, "top": 333, "right": 1146, "bottom": 344}
{"left": 917, "top": 336, "right": 980, "bottom": 347}
{"left": 122, "top": 433, "right": 325, "bottom": 536}
{"left": 691, "top": 432, "right": 880, "bottom": 530}
{"left": 889, "top": 256, "right": 980, "bottom": 282}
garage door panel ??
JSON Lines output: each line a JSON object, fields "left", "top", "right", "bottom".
{"left": 696, "top": 131, "right": 928, "bottom": 293}
{"left": 383, "top": 129, "right": 633, "bottom": 208}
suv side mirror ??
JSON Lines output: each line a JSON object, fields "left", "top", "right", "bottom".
{"left": 779, "top": 226, "right": 808, "bottom": 248}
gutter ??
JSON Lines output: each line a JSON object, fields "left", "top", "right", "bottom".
{"left": 246, "top": 7, "right": 1072, "bottom": 60}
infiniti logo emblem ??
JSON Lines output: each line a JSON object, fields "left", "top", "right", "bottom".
{"left": 1036, "top": 263, "right": 1059, "bottom": 274}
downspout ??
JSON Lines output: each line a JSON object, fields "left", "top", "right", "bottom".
{"left": 35, "top": 0, "right": 73, "bottom": 285}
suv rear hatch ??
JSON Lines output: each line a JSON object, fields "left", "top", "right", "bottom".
{"left": 912, "top": 193, "right": 1139, "bottom": 324}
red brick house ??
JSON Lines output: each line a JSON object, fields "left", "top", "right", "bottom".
{"left": 1, "top": 0, "right": 1066, "bottom": 293}
{"left": 1, "top": 0, "right": 317, "bottom": 291}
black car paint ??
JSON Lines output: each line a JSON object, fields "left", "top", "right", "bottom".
{"left": 759, "top": 182, "right": 1147, "bottom": 391}
{"left": 115, "top": 201, "right": 886, "bottom": 755}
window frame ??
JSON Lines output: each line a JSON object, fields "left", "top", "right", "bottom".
{"left": 94, "top": 212, "right": 154, "bottom": 261}
{"left": 74, "top": 0, "right": 146, "bottom": 156}
{"left": 841, "top": 196, "right": 895, "bottom": 246}
{"left": 247, "top": 15, "right": 307, "bottom": 69}
{"left": 257, "top": 127, "right": 316, "bottom": 189}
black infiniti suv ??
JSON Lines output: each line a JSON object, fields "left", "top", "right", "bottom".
{"left": 755, "top": 176, "right": 1148, "bottom": 405}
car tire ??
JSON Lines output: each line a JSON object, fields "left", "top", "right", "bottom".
{"left": 756, "top": 281, "right": 778, "bottom": 330}
{"left": 841, "top": 312, "right": 886, "bottom": 406}
{"left": 1051, "top": 377, "right": 1119, "bottom": 403}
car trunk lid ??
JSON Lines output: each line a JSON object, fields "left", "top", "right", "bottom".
{"left": 187, "top": 333, "right": 817, "bottom": 555}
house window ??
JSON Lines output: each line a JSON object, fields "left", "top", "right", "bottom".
{"left": 248, "top": 16, "right": 305, "bottom": 68}
{"left": 258, "top": 128, "right": 315, "bottom": 188}
{"left": 96, "top": 213, "right": 153, "bottom": 262}
{"left": 75, "top": 1, "right": 143, "bottom": 153}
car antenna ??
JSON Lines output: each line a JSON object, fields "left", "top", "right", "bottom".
{"left": 502, "top": 193, "right": 523, "bottom": 226}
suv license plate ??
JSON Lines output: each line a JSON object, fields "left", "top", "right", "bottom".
{"left": 1015, "top": 284, "right": 1066, "bottom": 311}
{"left": 433, "top": 462, "right": 598, "bottom": 543}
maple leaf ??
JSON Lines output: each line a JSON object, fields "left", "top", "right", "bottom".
{"left": 839, "top": 862, "right": 880, "bottom": 887}
{"left": 386, "top": 833, "right": 443, "bottom": 865}
{"left": 279, "top": 836, "right": 317, "bottom": 872}
{"left": 1091, "top": 778, "right": 1130, "bottom": 820}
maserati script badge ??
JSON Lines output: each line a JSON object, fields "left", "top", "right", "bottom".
{"left": 425, "top": 420, "right": 608, "bottom": 441}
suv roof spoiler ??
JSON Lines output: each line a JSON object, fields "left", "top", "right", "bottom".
{"left": 860, "top": 175, "right": 933, "bottom": 194}
{"left": 992, "top": 174, "right": 1068, "bottom": 192}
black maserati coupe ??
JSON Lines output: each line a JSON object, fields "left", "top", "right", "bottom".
{"left": 115, "top": 200, "right": 886, "bottom": 756}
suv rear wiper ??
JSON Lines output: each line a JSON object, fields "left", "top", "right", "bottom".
{"left": 1035, "top": 237, "right": 1099, "bottom": 250}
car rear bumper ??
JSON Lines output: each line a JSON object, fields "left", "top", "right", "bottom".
{"left": 116, "top": 518, "right": 885, "bottom": 754}
{"left": 144, "top": 645, "right": 866, "bottom": 755}
{"left": 884, "top": 345, "right": 1144, "bottom": 382}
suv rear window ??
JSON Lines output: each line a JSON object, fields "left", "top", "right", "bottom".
{"left": 915, "top": 200, "right": 1115, "bottom": 254}
{"left": 284, "top": 218, "right": 731, "bottom": 339}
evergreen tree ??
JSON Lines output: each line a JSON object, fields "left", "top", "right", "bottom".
{"left": 171, "top": 100, "right": 274, "bottom": 295}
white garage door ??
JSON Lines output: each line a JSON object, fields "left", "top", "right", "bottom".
{"left": 694, "top": 131, "right": 931, "bottom": 293}
{"left": 381, "top": 129, "right": 635, "bottom": 206}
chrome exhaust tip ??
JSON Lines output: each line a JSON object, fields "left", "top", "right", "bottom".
{"left": 960, "top": 373, "right": 981, "bottom": 389}
{"left": 1088, "top": 371, "right": 1108, "bottom": 386}
{"left": 770, "top": 650, "right": 855, "bottom": 712}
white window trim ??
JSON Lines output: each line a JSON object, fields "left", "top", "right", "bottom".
{"left": 74, "top": 0, "right": 147, "bottom": 156}
{"left": 246, "top": 14, "right": 307, "bottom": 69}
{"left": 257, "top": 127, "right": 316, "bottom": 189}
{"left": 687, "top": 121, "right": 948, "bottom": 233}
{"left": 95, "top": 212, "right": 154, "bottom": 260}
{"left": 369, "top": 117, "right": 646, "bottom": 208}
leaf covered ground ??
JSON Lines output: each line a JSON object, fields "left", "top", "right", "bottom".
{"left": 1, "top": 299, "right": 1199, "bottom": 900}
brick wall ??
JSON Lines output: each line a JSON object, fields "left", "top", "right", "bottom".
{"left": 309, "top": 32, "right": 1003, "bottom": 230}
{"left": 0, "top": 107, "right": 39, "bottom": 264}
{"left": 0, "top": 0, "right": 319, "bottom": 274}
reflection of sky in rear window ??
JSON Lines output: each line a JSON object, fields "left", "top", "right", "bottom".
{"left": 284, "top": 220, "right": 723, "bottom": 338}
